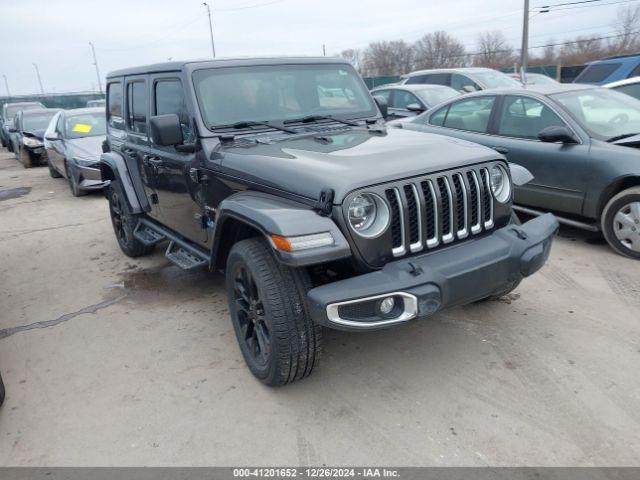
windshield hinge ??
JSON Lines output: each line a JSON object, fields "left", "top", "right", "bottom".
{"left": 314, "top": 187, "right": 334, "bottom": 217}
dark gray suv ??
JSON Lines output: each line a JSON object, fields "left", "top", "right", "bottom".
{"left": 101, "top": 58, "right": 558, "bottom": 385}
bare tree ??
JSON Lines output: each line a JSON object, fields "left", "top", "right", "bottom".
{"left": 413, "top": 31, "right": 466, "bottom": 69}
{"left": 339, "top": 49, "right": 362, "bottom": 73}
{"left": 362, "top": 40, "right": 414, "bottom": 76}
{"left": 560, "top": 36, "right": 605, "bottom": 65}
{"left": 473, "top": 30, "right": 516, "bottom": 69}
{"left": 610, "top": 4, "right": 640, "bottom": 54}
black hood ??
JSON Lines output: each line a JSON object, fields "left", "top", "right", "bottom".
{"left": 216, "top": 127, "right": 501, "bottom": 203}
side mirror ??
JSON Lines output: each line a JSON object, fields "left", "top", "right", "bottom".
{"left": 462, "top": 85, "right": 477, "bottom": 93}
{"left": 538, "top": 125, "right": 578, "bottom": 144}
{"left": 150, "top": 114, "right": 183, "bottom": 147}
{"left": 373, "top": 95, "right": 388, "bottom": 119}
{"left": 45, "top": 132, "right": 60, "bottom": 141}
{"left": 7, "top": 126, "right": 16, "bottom": 133}
{"left": 406, "top": 103, "right": 426, "bottom": 113}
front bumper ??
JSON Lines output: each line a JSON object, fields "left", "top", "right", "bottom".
{"left": 73, "top": 164, "right": 107, "bottom": 190}
{"left": 307, "top": 213, "right": 559, "bottom": 331}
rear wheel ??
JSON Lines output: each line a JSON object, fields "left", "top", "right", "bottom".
{"left": 226, "top": 238, "right": 322, "bottom": 386}
{"left": 107, "top": 178, "right": 153, "bottom": 257}
{"left": 602, "top": 187, "right": 640, "bottom": 260}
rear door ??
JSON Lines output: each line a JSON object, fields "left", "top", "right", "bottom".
{"left": 148, "top": 74, "right": 205, "bottom": 244}
{"left": 122, "top": 75, "right": 163, "bottom": 222}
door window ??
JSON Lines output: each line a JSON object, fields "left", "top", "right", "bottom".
{"left": 391, "top": 90, "right": 421, "bottom": 109}
{"left": 107, "top": 82, "right": 124, "bottom": 130}
{"left": 126, "top": 81, "right": 148, "bottom": 135}
{"left": 155, "top": 79, "right": 191, "bottom": 140}
{"left": 498, "top": 96, "right": 565, "bottom": 139}
{"left": 627, "top": 63, "right": 640, "bottom": 78}
{"left": 406, "top": 73, "right": 450, "bottom": 85}
{"left": 441, "top": 96, "right": 495, "bottom": 133}
{"left": 451, "top": 74, "right": 480, "bottom": 92}
{"left": 614, "top": 83, "right": 640, "bottom": 100}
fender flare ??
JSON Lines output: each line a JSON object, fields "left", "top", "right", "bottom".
{"left": 509, "top": 163, "right": 534, "bottom": 186}
{"left": 100, "top": 151, "right": 143, "bottom": 214}
{"left": 211, "top": 191, "right": 352, "bottom": 269}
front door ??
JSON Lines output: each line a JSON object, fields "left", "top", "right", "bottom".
{"left": 483, "top": 95, "right": 590, "bottom": 215}
{"left": 148, "top": 75, "right": 206, "bottom": 245}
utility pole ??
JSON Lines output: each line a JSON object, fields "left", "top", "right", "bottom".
{"left": 322, "top": 44, "right": 326, "bottom": 57}
{"left": 520, "top": 0, "right": 529, "bottom": 84}
{"left": 2, "top": 75, "right": 10, "bottom": 98}
{"left": 89, "top": 42, "right": 103, "bottom": 94}
{"left": 203, "top": 2, "right": 216, "bottom": 58}
{"left": 33, "top": 63, "right": 45, "bottom": 96}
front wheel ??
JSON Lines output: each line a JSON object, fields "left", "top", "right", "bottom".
{"left": 107, "top": 178, "right": 154, "bottom": 257}
{"left": 48, "top": 158, "right": 62, "bottom": 178}
{"left": 602, "top": 187, "right": 640, "bottom": 260}
{"left": 66, "top": 163, "right": 88, "bottom": 197}
{"left": 19, "top": 147, "right": 32, "bottom": 168}
{"left": 226, "top": 238, "right": 322, "bottom": 386}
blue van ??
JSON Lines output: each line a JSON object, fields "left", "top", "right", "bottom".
{"left": 573, "top": 53, "right": 640, "bottom": 85}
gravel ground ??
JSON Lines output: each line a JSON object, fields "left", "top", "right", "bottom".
{"left": 0, "top": 148, "right": 639, "bottom": 466}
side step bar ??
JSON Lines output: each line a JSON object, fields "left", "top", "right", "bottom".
{"left": 135, "top": 218, "right": 209, "bottom": 271}
{"left": 513, "top": 205, "right": 600, "bottom": 232}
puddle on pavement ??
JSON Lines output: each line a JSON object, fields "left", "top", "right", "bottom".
{"left": 0, "top": 187, "right": 31, "bottom": 202}
{"left": 119, "top": 264, "right": 224, "bottom": 304}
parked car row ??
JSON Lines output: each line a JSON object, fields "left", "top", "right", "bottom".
{"left": 0, "top": 100, "right": 106, "bottom": 195}
{"left": 386, "top": 82, "right": 640, "bottom": 259}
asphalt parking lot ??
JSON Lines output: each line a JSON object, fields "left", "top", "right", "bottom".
{"left": 0, "top": 148, "right": 639, "bottom": 466}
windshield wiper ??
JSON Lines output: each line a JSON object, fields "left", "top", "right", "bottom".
{"left": 283, "top": 115, "right": 360, "bottom": 127}
{"left": 606, "top": 132, "right": 639, "bottom": 142}
{"left": 210, "top": 120, "right": 296, "bottom": 134}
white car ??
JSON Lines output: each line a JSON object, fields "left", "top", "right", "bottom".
{"left": 401, "top": 67, "right": 522, "bottom": 92}
{"left": 604, "top": 76, "right": 640, "bottom": 101}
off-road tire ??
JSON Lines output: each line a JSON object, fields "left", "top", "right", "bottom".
{"left": 226, "top": 238, "right": 322, "bottom": 386}
{"left": 107, "top": 178, "right": 154, "bottom": 257}
{"left": 48, "top": 158, "right": 62, "bottom": 178}
{"left": 601, "top": 186, "right": 640, "bottom": 260}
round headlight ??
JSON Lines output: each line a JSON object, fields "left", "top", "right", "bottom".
{"left": 348, "top": 193, "right": 390, "bottom": 238}
{"left": 490, "top": 165, "right": 511, "bottom": 203}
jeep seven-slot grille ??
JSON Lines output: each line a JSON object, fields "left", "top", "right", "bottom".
{"left": 384, "top": 166, "right": 495, "bottom": 258}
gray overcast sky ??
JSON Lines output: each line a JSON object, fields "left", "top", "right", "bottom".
{"left": 0, "top": 0, "right": 632, "bottom": 95}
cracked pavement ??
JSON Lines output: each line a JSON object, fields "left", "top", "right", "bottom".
{"left": 0, "top": 149, "right": 639, "bottom": 466}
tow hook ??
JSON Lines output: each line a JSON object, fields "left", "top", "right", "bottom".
{"left": 510, "top": 227, "right": 528, "bottom": 240}
{"left": 407, "top": 262, "right": 423, "bottom": 276}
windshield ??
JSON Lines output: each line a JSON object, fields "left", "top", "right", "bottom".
{"left": 551, "top": 88, "right": 640, "bottom": 140}
{"left": 65, "top": 112, "right": 107, "bottom": 139}
{"left": 574, "top": 63, "right": 620, "bottom": 84}
{"left": 473, "top": 71, "right": 522, "bottom": 89}
{"left": 23, "top": 111, "right": 57, "bottom": 132}
{"left": 193, "top": 64, "right": 377, "bottom": 129}
{"left": 414, "top": 87, "right": 460, "bottom": 107}
{"left": 6, "top": 103, "right": 43, "bottom": 120}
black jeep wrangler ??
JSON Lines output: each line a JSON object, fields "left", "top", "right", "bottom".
{"left": 101, "top": 58, "right": 558, "bottom": 386}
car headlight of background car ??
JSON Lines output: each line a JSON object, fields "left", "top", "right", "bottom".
{"left": 490, "top": 164, "right": 512, "bottom": 203}
{"left": 73, "top": 156, "right": 99, "bottom": 167}
{"left": 22, "top": 136, "right": 43, "bottom": 148}
{"left": 348, "top": 193, "right": 390, "bottom": 238}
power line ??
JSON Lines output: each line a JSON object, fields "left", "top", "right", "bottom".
{"left": 534, "top": 0, "right": 639, "bottom": 10}
{"left": 213, "top": 0, "right": 287, "bottom": 11}
{"left": 536, "top": 0, "right": 602, "bottom": 7}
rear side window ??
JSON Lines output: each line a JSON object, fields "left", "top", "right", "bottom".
{"left": 127, "top": 81, "right": 147, "bottom": 134}
{"left": 154, "top": 79, "right": 191, "bottom": 140}
{"left": 107, "top": 82, "right": 124, "bottom": 130}
{"left": 574, "top": 63, "right": 621, "bottom": 83}
{"left": 628, "top": 63, "right": 640, "bottom": 78}
{"left": 409, "top": 73, "right": 451, "bottom": 86}
{"left": 442, "top": 96, "right": 495, "bottom": 133}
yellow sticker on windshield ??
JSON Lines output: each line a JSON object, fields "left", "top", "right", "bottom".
{"left": 72, "top": 123, "right": 92, "bottom": 133}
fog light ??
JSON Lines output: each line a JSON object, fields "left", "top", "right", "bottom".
{"left": 379, "top": 297, "right": 395, "bottom": 315}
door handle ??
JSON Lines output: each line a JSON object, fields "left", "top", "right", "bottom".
{"left": 493, "top": 146, "right": 509, "bottom": 155}
{"left": 123, "top": 148, "right": 136, "bottom": 156}
{"left": 142, "top": 154, "right": 161, "bottom": 166}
